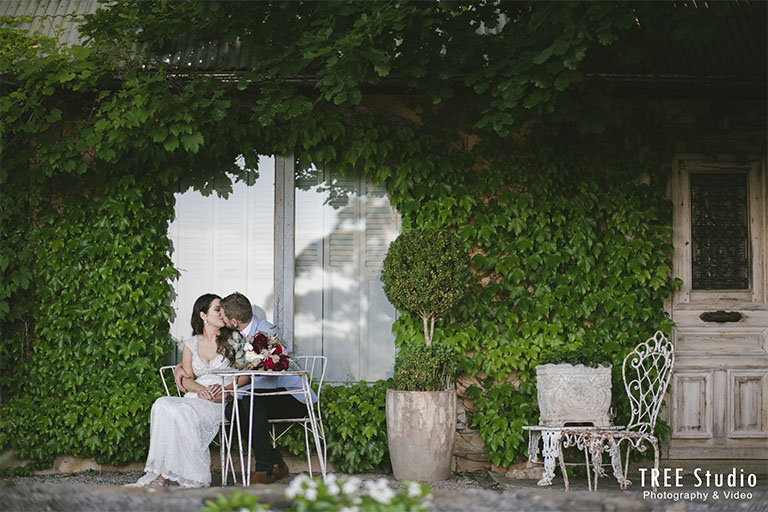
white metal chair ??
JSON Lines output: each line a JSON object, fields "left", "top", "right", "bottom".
{"left": 158, "top": 365, "right": 182, "bottom": 397}
{"left": 158, "top": 365, "right": 237, "bottom": 485}
{"left": 566, "top": 331, "right": 674, "bottom": 491}
{"left": 268, "top": 355, "right": 327, "bottom": 477}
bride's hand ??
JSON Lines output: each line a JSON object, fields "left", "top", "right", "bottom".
{"left": 207, "top": 384, "right": 222, "bottom": 401}
{"left": 197, "top": 385, "right": 222, "bottom": 401}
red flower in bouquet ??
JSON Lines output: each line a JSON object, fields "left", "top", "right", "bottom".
{"left": 228, "top": 332, "right": 291, "bottom": 371}
{"left": 250, "top": 332, "right": 266, "bottom": 349}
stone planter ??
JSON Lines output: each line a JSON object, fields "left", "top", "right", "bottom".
{"left": 536, "top": 364, "right": 612, "bottom": 426}
{"left": 386, "top": 389, "right": 456, "bottom": 481}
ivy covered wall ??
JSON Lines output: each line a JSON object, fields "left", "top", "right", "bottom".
{"left": 1, "top": 1, "right": 764, "bottom": 472}
{"left": 1, "top": 170, "right": 176, "bottom": 465}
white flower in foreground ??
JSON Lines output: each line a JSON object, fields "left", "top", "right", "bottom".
{"left": 284, "top": 474, "right": 310, "bottom": 499}
{"left": 339, "top": 507, "right": 360, "bottom": 512}
{"left": 341, "top": 476, "right": 361, "bottom": 495}
{"left": 304, "top": 487, "right": 318, "bottom": 501}
{"left": 406, "top": 481, "right": 423, "bottom": 498}
{"left": 324, "top": 473, "right": 339, "bottom": 495}
{"left": 364, "top": 478, "right": 396, "bottom": 504}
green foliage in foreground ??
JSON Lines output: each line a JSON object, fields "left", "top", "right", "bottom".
{"left": 201, "top": 492, "right": 270, "bottom": 512}
{"left": 201, "top": 475, "right": 431, "bottom": 512}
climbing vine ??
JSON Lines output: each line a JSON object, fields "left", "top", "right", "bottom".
{"left": 1, "top": 1, "right": 759, "bottom": 470}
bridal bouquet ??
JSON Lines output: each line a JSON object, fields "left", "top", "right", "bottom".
{"left": 228, "top": 332, "right": 291, "bottom": 371}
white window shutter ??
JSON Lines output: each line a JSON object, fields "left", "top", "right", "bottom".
{"left": 168, "top": 158, "right": 276, "bottom": 350}
{"left": 294, "top": 169, "right": 398, "bottom": 382}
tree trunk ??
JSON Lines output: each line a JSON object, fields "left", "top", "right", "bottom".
{"left": 429, "top": 316, "right": 435, "bottom": 345}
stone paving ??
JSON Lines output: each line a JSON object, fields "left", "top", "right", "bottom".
{"left": 1, "top": 469, "right": 766, "bottom": 512}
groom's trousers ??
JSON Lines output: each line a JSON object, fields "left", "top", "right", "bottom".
{"left": 224, "top": 388, "right": 306, "bottom": 472}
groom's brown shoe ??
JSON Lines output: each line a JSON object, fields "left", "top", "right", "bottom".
{"left": 271, "top": 459, "right": 289, "bottom": 481}
{"left": 248, "top": 459, "right": 288, "bottom": 485}
{"left": 249, "top": 471, "right": 271, "bottom": 485}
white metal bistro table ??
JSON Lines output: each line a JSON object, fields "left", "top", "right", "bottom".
{"left": 213, "top": 369, "right": 326, "bottom": 485}
{"left": 522, "top": 425, "right": 624, "bottom": 490}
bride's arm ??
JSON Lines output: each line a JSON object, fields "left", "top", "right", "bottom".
{"left": 221, "top": 375, "right": 250, "bottom": 390}
{"left": 235, "top": 375, "right": 250, "bottom": 389}
{"left": 179, "top": 345, "right": 207, "bottom": 394}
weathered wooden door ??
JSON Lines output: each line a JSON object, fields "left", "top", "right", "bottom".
{"left": 668, "top": 156, "right": 768, "bottom": 459}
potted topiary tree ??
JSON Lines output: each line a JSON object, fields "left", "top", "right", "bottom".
{"left": 380, "top": 227, "right": 470, "bottom": 481}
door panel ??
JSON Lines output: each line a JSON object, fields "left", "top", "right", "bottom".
{"left": 672, "top": 371, "right": 713, "bottom": 438}
{"left": 674, "top": 328, "right": 767, "bottom": 362}
{"left": 669, "top": 156, "right": 768, "bottom": 459}
{"left": 728, "top": 370, "right": 768, "bottom": 438}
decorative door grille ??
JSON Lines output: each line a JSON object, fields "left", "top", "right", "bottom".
{"left": 690, "top": 172, "right": 749, "bottom": 290}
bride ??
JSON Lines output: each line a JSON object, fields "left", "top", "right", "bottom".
{"left": 130, "top": 293, "right": 247, "bottom": 487}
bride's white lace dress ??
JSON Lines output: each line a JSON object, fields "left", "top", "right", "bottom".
{"left": 130, "top": 336, "right": 232, "bottom": 487}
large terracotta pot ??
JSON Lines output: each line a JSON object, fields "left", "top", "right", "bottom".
{"left": 386, "top": 389, "right": 456, "bottom": 481}
{"left": 536, "top": 364, "right": 612, "bottom": 427}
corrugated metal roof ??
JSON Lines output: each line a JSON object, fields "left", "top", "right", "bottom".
{"left": 0, "top": 0, "right": 259, "bottom": 69}
{"left": 153, "top": 34, "right": 256, "bottom": 71}
{"left": 0, "top": 0, "right": 100, "bottom": 48}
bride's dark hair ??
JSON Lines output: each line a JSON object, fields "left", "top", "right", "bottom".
{"left": 190, "top": 293, "right": 222, "bottom": 335}
{"left": 216, "top": 327, "right": 236, "bottom": 365}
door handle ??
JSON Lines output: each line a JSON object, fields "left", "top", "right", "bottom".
{"left": 699, "top": 311, "right": 743, "bottom": 323}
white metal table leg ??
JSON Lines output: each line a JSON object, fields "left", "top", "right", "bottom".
{"left": 301, "top": 374, "right": 326, "bottom": 481}
{"left": 527, "top": 430, "right": 542, "bottom": 466}
{"left": 220, "top": 377, "right": 227, "bottom": 486}
{"left": 537, "top": 429, "right": 562, "bottom": 486}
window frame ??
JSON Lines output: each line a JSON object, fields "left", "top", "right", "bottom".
{"left": 671, "top": 156, "right": 766, "bottom": 307}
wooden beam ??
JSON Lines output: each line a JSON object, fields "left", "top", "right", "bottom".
{"left": 274, "top": 154, "right": 295, "bottom": 351}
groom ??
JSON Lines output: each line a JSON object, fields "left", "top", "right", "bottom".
{"left": 219, "top": 292, "right": 278, "bottom": 339}
{"left": 219, "top": 292, "right": 309, "bottom": 484}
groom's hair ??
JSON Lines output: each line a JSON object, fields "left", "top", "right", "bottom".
{"left": 221, "top": 292, "right": 253, "bottom": 323}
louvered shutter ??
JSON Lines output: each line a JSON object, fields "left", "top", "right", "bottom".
{"left": 294, "top": 169, "right": 399, "bottom": 381}
{"left": 168, "top": 157, "right": 275, "bottom": 348}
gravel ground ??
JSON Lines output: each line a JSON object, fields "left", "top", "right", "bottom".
{"left": 0, "top": 468, "right": 493, "bottom": 490}
{"left": 2, "top": 469, "right": 766, "bottom": 512}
